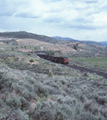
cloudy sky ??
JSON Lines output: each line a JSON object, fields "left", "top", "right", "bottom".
{"left": 0, "top": 0, "right": 107, "bottom": 42}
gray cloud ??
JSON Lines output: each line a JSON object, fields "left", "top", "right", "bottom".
{"left": 60, "top": 21, "right": 106, "bottom": 30}
{"left": 0, "top": 0, "right": 107, "bottom": 41}
{"left": 14, "top": 12, "right": 40, "bottom": 18}
{"left": 86, "top": 0, "right": 98, "bottom": 4}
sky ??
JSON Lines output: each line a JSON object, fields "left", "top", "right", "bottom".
{"left": 0, "top": 0, "right": 107, "bottom": 42}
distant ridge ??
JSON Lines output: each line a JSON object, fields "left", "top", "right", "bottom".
{"left": 0, "top": 31, "right": 60, "bottom": 44}
{"left": 0, "top": 31, "right": 106, "bottom": 46}
{"left": 52, "top": 36, "right": 77, "bottom": 41}
{"left": 100, "top": 41, "right": 107, "bottom": 46}
{"left": 52, "top": 36, "right": 106, "bottom": 46}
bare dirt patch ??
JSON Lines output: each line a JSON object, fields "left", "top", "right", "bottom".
{"left": 0, "top": 42, "right": 5, "bottom": 45}
{"left": 18, "top": 48, "right": 33, "bottom": 53}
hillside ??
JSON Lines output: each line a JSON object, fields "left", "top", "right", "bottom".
{"left": 52, "top": 36, "right": 104, "bottom": 46}
{"left": 0, "top": 31, "right": 107, "bottom": 58}
{"left": 0, "top": 31, "right": 61, "bottom": 44}
{"left": 0, "top": 31, "right": 107, "bottom": 119}
{"left": 100, "top": 41, "right": 107, "bottom": 46}
{"left": 0, "top": 43, "right": 107, "bottom": 120}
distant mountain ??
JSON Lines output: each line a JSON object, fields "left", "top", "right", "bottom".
{"left": 99, "top": 41, "right": 107, "bottom": 46}
{"left": 52, "top": 36, "right": 104, "bottom": 46}
{"left": 81, "top": 41, "right": 103, "bottom": 46}
{"left": 52, "top": 36, "right": 79, "bottom": 42}
{"left": 0, "top": 31, "right": 60, "bottom": 44}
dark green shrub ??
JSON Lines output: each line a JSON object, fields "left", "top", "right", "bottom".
{"left": 34, "top": 46, "right": 38, "bottom": 50}
{"left": 27, "top": 53, "right": 30, "bottom": 56}
{"left": 29, "top": 59, "right": 34, "bottom": 62}
{"left": 48, "top": 72, "right": 53, "bottom": 77}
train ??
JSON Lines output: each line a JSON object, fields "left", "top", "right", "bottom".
{"left": 37, "top": 53, "right": 69, "bottom": 64}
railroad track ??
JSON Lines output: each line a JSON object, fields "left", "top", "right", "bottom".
{"left": 65, "top": 64, "right": 107, "bottom": 79}
{"left": 35, "top": 52, "right": 107, "bottom": 79}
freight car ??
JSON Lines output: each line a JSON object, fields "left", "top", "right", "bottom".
{"left": 37, "top": 53, "right": 69, "bottom": 64}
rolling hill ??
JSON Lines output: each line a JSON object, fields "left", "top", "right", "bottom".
{"left": 52, "top": 36, "right": 105, "bottom": 46}
{"left": 0, "top": 31, "right": 106, "bottom": 46}
{"left": 0, "top": 31, "right": 60, "bottom": 44}
{"left": 100, "top": 41, "right": 107, "bottom": 46}
{"left": 0, "top": 31, "right": 107, "bottom": 57}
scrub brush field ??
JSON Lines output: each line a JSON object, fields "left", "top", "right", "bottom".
{"left": 0, "top": 37, "right": 107, "bottom": 119}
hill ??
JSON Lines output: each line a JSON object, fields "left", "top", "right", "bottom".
{"left": 0, "top": 31, "right": 107, "bottom": 58}
{"left": 52, "top": 36, "right": 104, "bottom": 46}
{"left": 100, "top": 41, "right": 107, "bottom": 46}
{"left": 52, "top": 36, "right": 77, "bottom": 41}
{"left": 0, "top": 31, "right": 60, "bottom": 44}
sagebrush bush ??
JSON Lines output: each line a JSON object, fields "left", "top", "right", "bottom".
{"left": 26, "top": 77, "right": 35, "bottom": 84}
{"left": 24, "top": 83, "right": 34, "bottom": 92}
{"left": 22, "top": 89, "right": 35, "bottom": 101}
{"left": 45, "top": 85, "right": 61, "bottom": 95}
{"left": 34, "top": 82, "right": 48, "bottom": 97}
{"left": 12, "top": 83, "right": 21, "bottom": 94}
{"left": 6, "top": 96, "right": 22, "bottom": 109}
{"left": 29, "top": 100, "right": 73, "bottom": 120}
{"left": 1, "top": 107, "right": 29, "bottom": 120}
{"left": 96, "top": 96, "right": 107, "bottom": 105}
{"left": 20, "top": 97, "right": 30, "bottom": 110}
{"left": 0, "top": 61, "right": 107, "bottom": 120}
{"left": 0, "top": 99, "right": 3, "bottom": 107}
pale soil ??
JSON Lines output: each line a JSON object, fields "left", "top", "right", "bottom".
{"left": 16, "top": 39, "right": 77, "bottom": 54}
{"left": 0, "top": 42, "right": 5, "bottom": 45}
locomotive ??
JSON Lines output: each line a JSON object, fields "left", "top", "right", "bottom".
{"left": 37, "top": 53, "right": 69, "bottom": 64}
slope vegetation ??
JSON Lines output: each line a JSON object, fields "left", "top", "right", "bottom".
{"left": 0, "top": 37, "right": 107, "bottom": 119}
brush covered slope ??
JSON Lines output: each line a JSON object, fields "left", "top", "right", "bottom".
{"left": 0, "top": 63, "right": 107, "bottom": 120}
{"left": 0, "top": 44, "right": 107, "bottom": 120}
{"left": 0, "top": 32, "right": 107, "bottom": 120}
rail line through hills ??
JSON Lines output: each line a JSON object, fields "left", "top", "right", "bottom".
{"left": 34, "top": 52, "right": 107, "bottom": 79}
{"left": 65, "top": 64, "right": 107, "bottom": 79}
